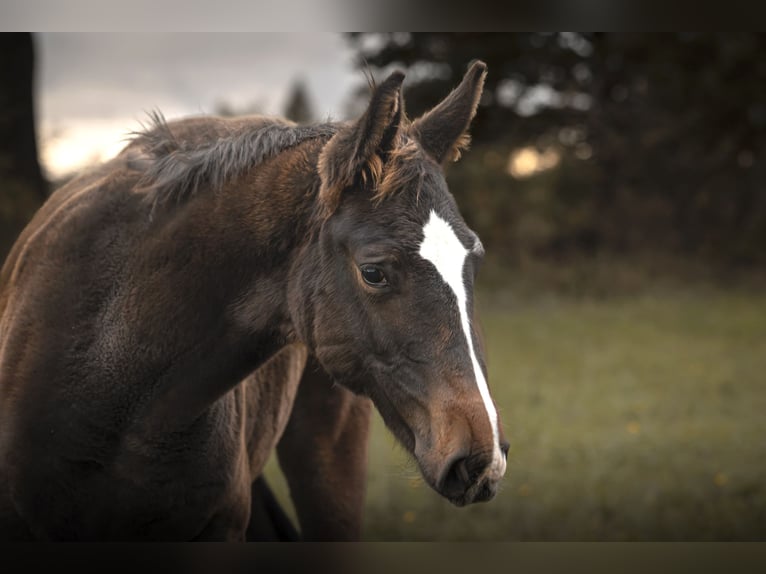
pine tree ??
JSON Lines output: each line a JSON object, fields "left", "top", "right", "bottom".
{"left": 283, "top": 79, "right": 314, "bottom": 124}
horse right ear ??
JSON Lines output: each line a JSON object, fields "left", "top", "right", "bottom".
{"left": 410, "top": 60, "right": 487, "bottom": 165}
{"left": 318, "top": 70, "right": 406, "bottom": 217}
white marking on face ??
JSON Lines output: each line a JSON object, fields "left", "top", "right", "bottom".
{"left": 418, "top": 210, "right": 506, "bottom": 478}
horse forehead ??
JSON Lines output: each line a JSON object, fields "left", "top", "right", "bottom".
{"left": 417, "top": 210, "right": 474, "bottom": 290}
{"left": 418, "top": 208, "right": 476, "bottom": 253}
{"left": 420, "top": 210, "right": 466, "bottom": 253}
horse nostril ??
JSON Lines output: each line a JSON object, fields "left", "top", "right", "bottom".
{"left": 440, "top": 456, "right": 471, "bottom": 496}
{"left": 500, "top": 441, "right": 510, "bottom": 459}
{"left": 456, "top": 458, "right": 470, "bottom": 484}
{"left": 440, "top": 452, "right": 494, "bottom": 498}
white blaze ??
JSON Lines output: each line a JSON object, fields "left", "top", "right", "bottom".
{"left": 418, "top": 210, "right": 506, "bottom": 477}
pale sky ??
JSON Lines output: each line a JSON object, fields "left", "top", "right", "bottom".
{"left": 36, "top": 33, "right": 359, "bottom": 179}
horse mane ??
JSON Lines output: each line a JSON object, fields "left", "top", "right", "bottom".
{"left": 131, "top": 111, "right": 339, "bottom": 210}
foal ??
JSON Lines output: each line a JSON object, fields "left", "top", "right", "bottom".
{"left": 0, "top": 61, "right": 507, "bottom": 540}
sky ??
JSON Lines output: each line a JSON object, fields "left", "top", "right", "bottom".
{"left": 36, "top": 33, "right": 359, "bottom": 179}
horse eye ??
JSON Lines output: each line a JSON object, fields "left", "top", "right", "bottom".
{"left": 360, "top": 264, "right": 388, "bottom": 287}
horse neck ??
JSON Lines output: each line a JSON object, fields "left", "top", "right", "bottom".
{"left": 137, "top": 138, "right": 327, "bottom": 431}
{"left": 219, "top": 136, "right": 326, "bottom": 251}
{"left": 215, "top": 137, "right": 327, "bottom": 335}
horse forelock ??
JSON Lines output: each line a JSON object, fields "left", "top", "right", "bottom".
{"left": 372, "top": 135, "right": 431, "bottom": 206}
{"left": 131, "top": 111, "right": 339, "bottom": 211}
{"left": 318, "top": 131, "right": 434, "bottom": 220}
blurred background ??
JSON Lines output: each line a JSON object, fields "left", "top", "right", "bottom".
{"left": 1, "top": 32, "right": 764, "bottom": 540}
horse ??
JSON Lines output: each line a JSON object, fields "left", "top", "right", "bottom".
{"left": 0, "top": 60, "right": 508, "bottom": 541}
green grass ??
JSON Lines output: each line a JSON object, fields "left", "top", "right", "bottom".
{"left": 265, "top": 289, "right": 766, "bottom": 540}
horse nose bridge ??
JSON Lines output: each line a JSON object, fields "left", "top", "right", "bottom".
{"left": 441, "top": 319, "right": 480, "bottom": 356}
{"left": 433, "top": 390, "right": 497, "bottom": 451}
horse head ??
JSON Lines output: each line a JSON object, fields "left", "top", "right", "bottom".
{"left": 290, "top": 61, "right": 507, "bottom": 506}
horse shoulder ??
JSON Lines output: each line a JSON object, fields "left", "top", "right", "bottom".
{"left": 241, "top": 343, "right": 308, "bottom": 476}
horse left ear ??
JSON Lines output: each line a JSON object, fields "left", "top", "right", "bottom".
{"left": 411, "top": 60, "right": 487, "bottom": 164}
{"left": 318, "top": 70, "right": 406, "bottom": 217}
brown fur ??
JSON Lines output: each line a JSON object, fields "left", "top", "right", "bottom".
{"left": 373, "top": 137, "right": 429, "bottom": 206}
{"left": 317, "top": 71, "right": 405, "bottom": 218}
{"left": 0, "top": 60, "right": 505, "bottom": 540}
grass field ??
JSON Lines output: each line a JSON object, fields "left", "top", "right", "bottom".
{"left": 265, "top": 288, "right": 766, "bottom": 540}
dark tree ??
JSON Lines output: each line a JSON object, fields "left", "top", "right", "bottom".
{"left": 283, "top": 79, "right": 315, "bottom": 124}
{"left": 0, "top": 33, "right": 47, "bottom": 262}
{"left": 346, "top": 33, "right": 766, "bottom": 267}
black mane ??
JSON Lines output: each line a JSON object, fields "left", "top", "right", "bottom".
{"left": 132, "top": 111, "right": 339, "bottom": 208}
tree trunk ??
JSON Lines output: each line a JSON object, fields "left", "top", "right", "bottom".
{"left": 0, "top": 32, "right": 47, "bottom": 263}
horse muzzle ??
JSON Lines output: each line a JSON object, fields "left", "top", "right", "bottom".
{"left": 434, "top": 440, "right": 509, "bottom": 506}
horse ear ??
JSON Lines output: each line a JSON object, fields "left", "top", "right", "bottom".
{"left": 411, "top": 60, "right": 487, "bottom": 164}
{"left": 318, "top": 70, "right": 406, "bottom": 216}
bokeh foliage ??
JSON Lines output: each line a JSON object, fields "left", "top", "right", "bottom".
{"left": 266, "top": 290, "right": 766, "bottom": 540}
{"left": 347, "top": 33, "right": 766, "bottom": 272}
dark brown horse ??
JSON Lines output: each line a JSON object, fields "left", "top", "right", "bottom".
{"left": 0, "top": 61, "right": 507, "bottom": 541}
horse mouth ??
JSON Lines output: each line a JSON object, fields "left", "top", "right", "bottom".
{"left": 442, "top": 477, "right": 499, "bottom": 507}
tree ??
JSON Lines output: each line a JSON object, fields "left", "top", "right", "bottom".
{"left": 345, "top": 33, "right": 766, "bottom": 267}
{"left": 283, "top": 79, "right": 314, "bottom": 124}
{"left": 0, "top": 33, "right": 47, "bottom": 262}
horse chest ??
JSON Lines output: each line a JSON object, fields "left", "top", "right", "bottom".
{"left": 5, "top": 393, "right": 253, "bottom": 540}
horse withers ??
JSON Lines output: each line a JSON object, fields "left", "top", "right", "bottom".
{"left": 0, "top": 60, "right": 508, "bottom": 540}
